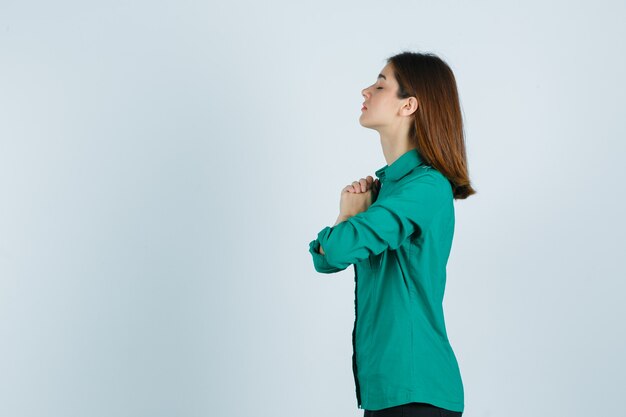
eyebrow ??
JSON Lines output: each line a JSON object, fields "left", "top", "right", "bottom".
{"left": 378, "top": 73, "right": 387, "bottom": 80}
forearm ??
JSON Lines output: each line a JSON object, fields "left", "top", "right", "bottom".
{"left": 319, "top": 214, "right": 350, "bottom": 255}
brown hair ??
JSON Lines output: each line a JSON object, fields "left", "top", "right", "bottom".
{"left": 386, "top": 51, "right": 476, "bottom": 200}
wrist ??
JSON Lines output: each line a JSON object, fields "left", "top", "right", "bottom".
{"left": 334, "top": 213, "right": 350, "bottom": 226}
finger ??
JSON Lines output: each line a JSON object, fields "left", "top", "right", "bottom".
{"left": 352, "top": 181, "right": 361, "bottom": 193}
{"left": 359, "top": 178, "right": 368, "bottom": 192}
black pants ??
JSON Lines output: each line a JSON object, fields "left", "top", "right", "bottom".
{"left": 363, "top": 402, "right": 462, "bottom": 417}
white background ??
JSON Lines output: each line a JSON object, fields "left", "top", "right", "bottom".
{"left": 1, "top": 1, "right": 625, "bottom": 416}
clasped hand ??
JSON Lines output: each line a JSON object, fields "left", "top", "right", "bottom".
{"left": 319, "top": 176, "right": 381, "bottom": 255}
{"left": 339, "top": 175, "right": 381, "bottom": 219}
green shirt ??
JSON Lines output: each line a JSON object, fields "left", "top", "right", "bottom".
{"left": 308, "top": 148, "right": 464, "bottom": 412}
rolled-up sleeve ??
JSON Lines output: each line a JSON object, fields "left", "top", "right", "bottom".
{"left": 308, "top": 235, "right": 349, "bottom": 273}
{"left": 308, "top": 173, "right": 449, "bottom": 271}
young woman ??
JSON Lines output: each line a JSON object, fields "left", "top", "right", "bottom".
{"left": 308, "top": 51, "right": 476, "bottom": 417}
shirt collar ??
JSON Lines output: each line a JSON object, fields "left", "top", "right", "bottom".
{"left": 375, "top": 148, "right": 426, "bottom": 184}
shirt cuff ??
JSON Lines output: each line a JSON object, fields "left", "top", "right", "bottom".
{"left": 308, "top": 227, "right": 343, "bottom": 273}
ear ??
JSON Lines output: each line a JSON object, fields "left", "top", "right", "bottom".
{"left": 403, "top": 97, "right": 419, "bottom": 116}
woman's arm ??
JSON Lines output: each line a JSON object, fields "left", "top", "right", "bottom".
{"left": 311, "top": 176, "right": 379, "bottom": 265}
{"left": 312, "top": 172, "right": 449, "bottom": 269}
{"left": 319, "top": 214, "right": 351, "bottom": 255}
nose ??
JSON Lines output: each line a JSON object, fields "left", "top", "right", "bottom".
{"left": 361, "top": 87, "right": 369, "bottom": 99}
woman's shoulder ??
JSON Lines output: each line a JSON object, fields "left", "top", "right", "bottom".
{"left": 399, "top": 165, "right": 453, "bottom": 197}
{"left": 375, "top": 165, "right": 453, "bottom": 228}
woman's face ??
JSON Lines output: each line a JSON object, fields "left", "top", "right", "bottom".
{"left": 359, "top": 63, "right": 403, "bottom": 130}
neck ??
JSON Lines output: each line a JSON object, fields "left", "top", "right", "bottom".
{"left": 378, "top": 123, "right": 415, "bottom": 166}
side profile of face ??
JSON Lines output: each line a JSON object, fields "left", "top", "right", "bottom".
{"left": 359, "top": 62, "right": 417, "bottom": 131}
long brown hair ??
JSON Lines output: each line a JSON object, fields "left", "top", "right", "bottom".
{"left": 386, "top": 51, "right": 476, "bottom": 200}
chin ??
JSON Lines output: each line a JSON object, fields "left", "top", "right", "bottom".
{"left": 359, "top": 123, "right": 377, "bottom": 132}
{"left": 358, "top": 116, "right": 374, "bottom": 129}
